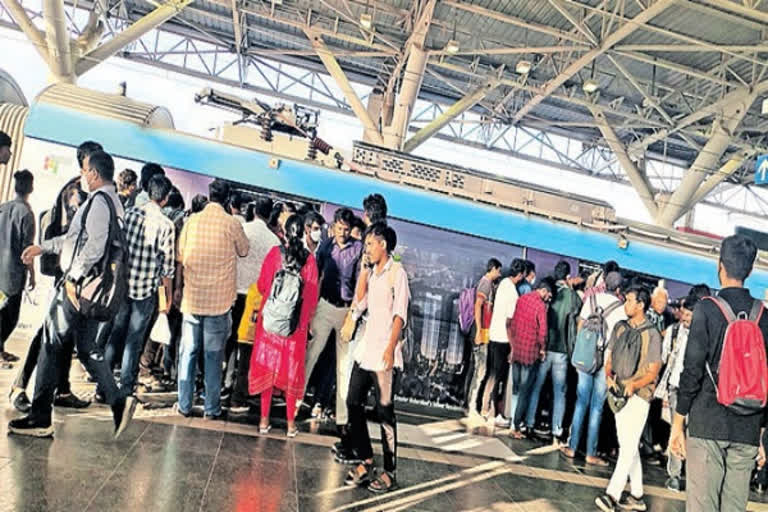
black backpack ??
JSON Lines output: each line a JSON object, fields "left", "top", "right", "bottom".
{"left": 64, "top": 191, "right": 128, "bottom": 322}
{"left": 611, "top": 320, "right": 654, "bottom": 380}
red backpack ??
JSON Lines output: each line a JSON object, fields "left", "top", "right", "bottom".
{"left": 705, "top": 296, "right": 768, "bottom": 415}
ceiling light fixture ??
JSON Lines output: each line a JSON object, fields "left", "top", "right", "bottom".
{"left": 583, "top": 79, "right": 599, "bottom": 94}
{"left": 445, "top": 39, "right": 460, "bottom": 54}
{"left": 762, "top": 97, "right": 768, "bottom": 116}
{"left": 515, "top": 60, "right": 532, "bottom": 74}
{"left": 360, "top": 12, "right": 372, "bottom": 29}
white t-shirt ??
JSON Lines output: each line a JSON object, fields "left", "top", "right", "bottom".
{"left": 579, "top": 292, "right": 627, "bottom": 343}
{"left": 489, "top": 278, "right": 519, "bottom": 343}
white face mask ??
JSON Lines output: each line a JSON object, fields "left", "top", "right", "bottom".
{"left": 310, "top": 228, "right": 322, "bottom": 243}
{"left": 80, "top": 174, "right": 90, "bottom": 193}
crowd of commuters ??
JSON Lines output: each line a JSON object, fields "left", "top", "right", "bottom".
{"left": 1, "top": 129, "right": 768, "bottom": 507}
{"left": 0, "top": 131, "right": 408, "bottom": 494}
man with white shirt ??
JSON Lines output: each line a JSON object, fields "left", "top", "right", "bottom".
{"left": 344, "top": 222, "right": 409, "bottom": 494}
{"left": 482, "top": 258, "right": 525, "bottom": 424}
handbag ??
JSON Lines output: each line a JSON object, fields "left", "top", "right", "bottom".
{"left": 237, "top": 283, "right": 262, "bottom": 344}
{"left": 607, "top": 381, "right": 629, "bottom": 414}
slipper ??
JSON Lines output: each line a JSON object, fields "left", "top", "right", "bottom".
{"left": 287, "top": 427, "right": 299, "bottom": 438}
{"left": 345, "top": 461, "right": 374, "bottom": 487}
{"left": 259, "top": 425, "right": 272, "bottom": 435}
{"left": 560, "top": 446, "right": 576, "bottom": 459}
{"left": 367, "top": 472, "right": 397, "bottom": 494}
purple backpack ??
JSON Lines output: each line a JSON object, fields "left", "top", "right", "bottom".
{"left": 458, "top": 287, "right": 477, "bottom": 335}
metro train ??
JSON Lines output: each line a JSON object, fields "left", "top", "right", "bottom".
{"left": 1, "top": 74, "right": 766, "bottom": 407}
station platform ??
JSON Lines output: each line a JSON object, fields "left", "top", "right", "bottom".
{"left": 0, "top": 334, "right": 767, "bottom": 512}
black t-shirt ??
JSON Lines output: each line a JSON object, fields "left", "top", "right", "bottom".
{"left": 677, "top": 287, "right": 768, "bottom": 446}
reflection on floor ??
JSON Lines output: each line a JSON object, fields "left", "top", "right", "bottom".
{"left": 1, "top": 335, "right": 767, "bottom": 511}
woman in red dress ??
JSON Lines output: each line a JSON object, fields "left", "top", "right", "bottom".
{"left": 249, "top": 214, "right": 319, "bottom": 437}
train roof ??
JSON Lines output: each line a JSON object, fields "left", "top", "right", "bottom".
{"left": 22, "top": 91, "right": 768, "bottom": 295}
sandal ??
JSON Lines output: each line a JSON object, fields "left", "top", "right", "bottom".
{"left": 560, "top": 446, "right": 576, "bottom": 459}
{"left": 259, "top": 424, "right": 272, "bottom": 435}
{"left": 345, "top": 461, "right": 374, "bottom": 487}
{"left": 368, "top": 471, "right": 397, "bottom": 494}
{"left": 586, "top": 456, "right": 609, "bottom": 467}
{"left": 286, "top": 427, "right": 299, "bottom": 438}
{"left": 510, "top": 430, "right": 525, "bottom": 440}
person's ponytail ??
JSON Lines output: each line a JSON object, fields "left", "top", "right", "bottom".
{"left": 283, "top": 214, "right": 309, "bottom": 269}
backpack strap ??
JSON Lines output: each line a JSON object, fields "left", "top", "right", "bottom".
{"left": 63, "top": 191, "right": 114, "bottom": 280}
{"left": 589, "top": 293, "right": 598, "bottom": 315}
{"left": 705, "top": 296, "right": 737, "bottom": 323}
{"left": 749, "top": 299, "right": 764, "bottom": 324}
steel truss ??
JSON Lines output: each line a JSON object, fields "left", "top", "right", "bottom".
{"left": 1, "top": 0, "right": 767, "bottom": 220}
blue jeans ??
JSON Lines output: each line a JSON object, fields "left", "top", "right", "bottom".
{"left": 568, "top": 368, "right": 608, "bottom": 457}
{"left": 178, "top": 311, "right": 231, "bottom": 416}
{"left": 106, "top": 296, "right": 157, "bottom": 397}
{"left": 525, "top": 351, "right": 569, "bottom": 436}
{"left": 511, "top": 361, "right": 539, "bottom": 430}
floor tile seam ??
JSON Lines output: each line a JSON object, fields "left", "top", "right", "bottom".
{"left": 198, "top": 434, "right": 224, "bottom": 512}
{"left": 82, "top": 422, "right": 150, "bottom": 512}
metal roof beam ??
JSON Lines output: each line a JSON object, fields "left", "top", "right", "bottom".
{"left": 512, "top": 0, "right": 676, "bottom": 124}
{"left": 695, "top": 0, "right": 768, "bottom": 24}
{"left": 441, "top": 0, "right": 586, "bottom": 44}
{"left": 75, "top": 0, "right": 194, "bottom": 76}
{"left": 628, "top": 79, "right": 768, "bottom": 155}
{"left": 656, "top": 90, "right": 756, "bottom": 226}
{"left": 591, "top": 106, "right": 660, "bottom": 218}
{"left": 611, "top": 50, "right": 738, "bottom": 86}
{"left": 403, "top": 79, "right": 499, "bottom": 153}
{"left": 547, "top": 0, "right": 599, "bottom": 46}
{"left": 0, "top": 0, "right": 54, "bottom": 68}
{"left": 685, "top": 151, "right": 752, "bottom": 207}
{"left": 305, "top": 27, "right": 385, "bottom": 145}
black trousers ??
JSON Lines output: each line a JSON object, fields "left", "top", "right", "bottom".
{"left": 0, "top": 291, "right": 23, "bottom": 352}
{"left": 482, "top": 342, "right": 510, "bottom": 414}
{"left": 14, "top": 325, "right": 74, "bottom": 395}
{"left": 30, "top": 288, "right": 121, "bottom": 423}
{"left": 346, "top": 363, "right": 398, "bottom": 474}
{"left": 224, "top": 294, "right": 247, "bottom": 390}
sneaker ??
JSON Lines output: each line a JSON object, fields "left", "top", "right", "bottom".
{"left": 331, "top": 441, "right": 344, "bottom": 455}
{"left": 229, "top": 401, "right": 249, "bottom": 413}
{"left": 112, "top": 396, "right": 137, "bottom": 439}
{"left": 595, "top": 494, "right": 618, "bottom": 512}
{"left": 8, "top": 416, "right": 54, "bottom": 438}
{"left": 54, "top": 393, "right": 91, "bottom": 409}
{"left": 9, "top": 388, "right": 31, "bottom": 413}
{"left": 494, "top": 414, "right": 510, "bottom": 428}
{"left": 311, "top": 403, "right": 323, "bottom": 418}
{"left": 665, "top": 477, "right": 681, "bottom": 492}
{"left": 335, "top": 447, "right": 364, "bottom": 465}
{"left": 618, "top": 493, "right": 647, "bottom": 511}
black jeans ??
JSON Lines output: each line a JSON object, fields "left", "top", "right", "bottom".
{"left": 233, "top": 343, "right": 253, "bottom": 402}
{"left": 224, "top": 294, "right": 247, "bottom": 390}
{"left": 0, "top": 291, "right": 23, "bottom": 352}
{"left": 30, "top": 288, "right": 121, "bottom": 423}
{"left": 14, "top": 325, "right": 74, "bottom": 395}
{"left": 482, "top": 342, "right": 510, "bottom": 415}
{"left": 346, "top": 363, "right": 398, "bottom": 474}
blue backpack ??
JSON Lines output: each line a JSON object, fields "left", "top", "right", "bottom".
{"left": 571, "top": 294, "right": 622, "bottom": 374}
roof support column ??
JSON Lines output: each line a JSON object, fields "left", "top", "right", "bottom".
{"left": 403, "top": 79, "right": 498, "bottom": 153}
{"left": 591, "top": 108, "right": 659, "bottom": 219}
{"left": 43, "top": 0, "right": 75, "bottom": 83}
{"left": 306, "top": 28, "right": 385, "bottom": 146}
{"left": 383, "top": 45, "right": 427, "bottom": 149}
{"left": 656, "top": 91, "right": 757, "bottom": 227}
{"left": 75, "top": 0, "right": 195, "bottom": 76}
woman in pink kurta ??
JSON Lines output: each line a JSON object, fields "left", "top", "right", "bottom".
{"left": 249, "top": 214, "right": 319, "bottom": 437}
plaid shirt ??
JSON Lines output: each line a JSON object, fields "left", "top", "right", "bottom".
{"left": 178, "top": 203, "right": 249, "bottom": 316}
{"left": 509, "top": 291, "right": 548, "bottom": 365}
{"left": 124, "top": 201, "right": 175, "bottom": 301}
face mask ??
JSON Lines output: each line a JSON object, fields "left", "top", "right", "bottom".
{"left": 310, "top": 229, "right": 322, "bottom": 243}
{"left": 80, "top": 175, "right": 90, "bottom": 193}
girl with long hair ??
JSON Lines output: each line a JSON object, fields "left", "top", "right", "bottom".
{"left": 248, "top": 214, "right": 319, "bottom": 437}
